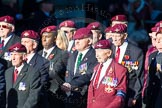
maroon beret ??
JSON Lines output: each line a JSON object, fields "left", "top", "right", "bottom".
{"left": 73, "top": 28, "right": 92, "bottom": 40}
{"left": 21, "top": 30, "right": 40, "bottom": 41}
{"left": 111, "top": 24, "right": 127, "bottom": 33}
{"left": 8, "top": 43, "right": 26, "bottom": 52}
{"left": 104, "top": 26, "right": 113, "bottom": 33}
{"left": 155, "top": 27, "right": 162, "bottom": 35}
{"left": 111, "top": 15, "right": 127, "bottom": 22}
{"left": 151, "top": 26, "right": 159, "bottom": 32}
{"left": 40, "top": 26, "right": 57, "bottom": 35}
{"left": 0, "top": 15, "right": 15, "bottom": 25}
{"left": 59, "top": 20, "right": 76, "bottom": 28}
{"left": 87, "top": 22, "right": 101, "bottom": 30}
{"left": 94, "top": 40, "right": 111, "bottom": 49}
{"left": 155, "top": 21, "right": 162, "bottom": 27}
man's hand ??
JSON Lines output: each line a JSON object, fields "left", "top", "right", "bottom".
{"left": 61, "top": 82, "right": 71, "bottom": 92}
{"left": 128, "top": 98, "right": 136, "bottom": 107}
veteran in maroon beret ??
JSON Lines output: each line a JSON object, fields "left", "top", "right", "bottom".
{"left": 61, "top": 27, "right": 98, "bottom": 108}
{"left": 142, "top": 25, "right": 158, "bottom": 108}
{"left": 87, "top": 22, "right": 103, "bottom": 46}
{"left": 5, "top": 42, "right": 42, "bottom": 108}
{"left": 111, "top": 14, "right": 138, "bottom": 46}
{"left": 21, "top": 30, "right": 49, "bottom": 108}
{"left": 111, "top": 24, "right": 144, "bottom": 108}
{"left": 21, "top": 30, "right": 49, "bottom": 84}
{"left": 0, "top": 15, "right": 21, "bottom": 69}
{"left": 87, "top": 40, "right": 127, "bottom": 108}
{"left": 143, "top": 26, "right": 162, "bottom": 108}
{"left": 111, "top": 14, "right": 128, "bottom": 26}
{"left": 59, "top": 20, "right": 76, "bottom": 53}
{"left": 39, "top": 25, "right": 68, "bottom": 108}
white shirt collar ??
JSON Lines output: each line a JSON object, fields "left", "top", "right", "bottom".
{"left": 26, "top": 53, "right": 35, "bottom": 63}
{"left": 67, "top": 40, "right": 74, "bottom": 52}
{"left": 43, "top": 46, "right": 55, "bottom": 59}
{"left": 3, "top": 34, "right": 13, "bottom": 46}
{"left": 116, "top": 42, "right": 128, "bottom": 63}
{"left": 98, "top": 58, "right": 112, "bottom": 86}
{"left": 78, "top": 48, "right": 90, "bottom": 59}
{"left": 14, "top": 63, "right": 24, "bottom": 75}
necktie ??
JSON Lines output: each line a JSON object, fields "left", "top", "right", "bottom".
{"left": 13, "top": 69, "right": 18, "bottom": 83}
{"left": 76, "top": 53, "right": 83, "bottom": 69}
{"left": 115, "top": 47, "right": 120, "bottom": 62}
{"left": 94, "top": 63, "right": 103, "bottom": 89}
{"left": 43, "top": 51, "right": 47, "bottom": 58}
{"left": 0, "top": 40, "right": 4, "bottom": 50}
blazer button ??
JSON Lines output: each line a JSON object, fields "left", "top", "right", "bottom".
{"left": 152, "top": 82, "right": 155, "bottom": 85}
{"left": 92, "top": 99, "right": 95, "bottom": 103}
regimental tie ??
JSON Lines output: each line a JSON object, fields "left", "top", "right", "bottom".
{"left": 115, "top": 47, "right": 120, "bottom": 63}
{"left": 0, "top": 40, "right": 4, "bottom": 52}
{"left": 43, "top": 51, "right": 47, "bottom": 58}
{"left": 13, "top": 69, "right": 18, "bottom": 83}
{"left": 76, "top": 53, "right": 83, "bottom": 69}
{"left": 94, "top": 63, "right": 103, "bottom": 89}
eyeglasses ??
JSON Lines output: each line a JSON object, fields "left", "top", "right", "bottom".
{"left": 0, "top": 25, "right": 10, "bottom": 29}
{"left": 64, "top": 31, "right": 70, "bottom": 34}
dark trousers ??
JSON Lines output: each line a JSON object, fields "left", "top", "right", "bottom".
{"left": 64, "top": 91, "right": 87, "bottom": 108}
{"left": 47, "top": 90, "right": 66, "bottom": 108}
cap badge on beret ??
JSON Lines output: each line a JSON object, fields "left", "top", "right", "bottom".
{"left": 97, "top": 43, "right": 103, "bottom": 47}
{"left": 4, "top": 18, "right": 7, "bottom": 22}
{"left": 115, "top": 28, "right": 119, "bottom": 32}
{"left": 65, "top": 22, "right": 68, "bottom": 27}
{"left": 46, "top": 28, "right": 50, "bottom": 32}
{"left": 116, "top": 16, "right": 118, "bottom": 20}
{"left": 24, "top": 32, "right": 29, "bottom": 36}
{"left": 92, "top": 25, "right": 96, "bottom": 29}
{"left": 14, "top": 47, "right": 19, "bottom": 51}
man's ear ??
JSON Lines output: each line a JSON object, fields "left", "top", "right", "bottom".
{"left": 88, "top": 38, "right": 93, "bottom": 45}
{"left": 99, "top": 33, "right": 102, "bottom": 40}
{"left": 11, "top": 25, "right": 15, "bottom": 32}
{"left": 22, "top": 53, "right": 27, "bottom": 61}
{"left": 123, "top": 33, "right": 127, "bottom": 39}
{"left": 33, "top": 41, "right": 38, "bottom": 49}
{"left": 107, "top": 49, "right": 112, "bottom": 57}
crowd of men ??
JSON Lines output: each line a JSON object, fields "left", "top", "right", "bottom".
{"left": 0, "top": 14, "right": 162, "bottom": 108}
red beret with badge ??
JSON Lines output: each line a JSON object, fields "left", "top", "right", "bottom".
{"left": 73, "top": 28, "right": 92, "bottom": 40}
{"left": 87, "top": 22, "right": 101, "bottom": 30}
{"left": 94, "top": 40, "right": 111, "bottom": 49}
{"left": 111, "top": 15, "right": 127, "bottom": 22}
{"left": 21, "top": 30, "right": 40, "bottom": 41}
{"left": 104, "top": 26, "right": 113, "bottom": 33}
{"left": 111, "top": 24, "right": 127, "bottom": 33}
{"left": 0, "top": 15, "right": 15, "bottom": 25}
{"left": 40, "top": 25, "right": 57, "bottom": 35}
{"left": 8, "top": 42, "right": 26, "bottom": 52}
{"left": 59, "top": 20, "right": 76, "bottom": 28}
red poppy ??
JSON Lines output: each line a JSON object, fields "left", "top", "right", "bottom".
{"left": 72, "top": 47, "right": 76, "bottom": 51}
{"left": 124, "top": 55, "right": 130, "bottom": 60}
{"left": 48, "top": 54, "right": 54, "bottom": 60}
